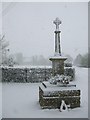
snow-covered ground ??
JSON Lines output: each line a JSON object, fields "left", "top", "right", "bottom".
{"left": 1, "top": 67, "right": 88, "bottom": 118}
{"left": 0, "top": 83, "right": 2, "bottom": 119}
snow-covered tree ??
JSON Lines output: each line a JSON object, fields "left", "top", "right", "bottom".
{"left": 73, "top": 54, "right": 83, "bottom": 66}
{"left": 80, "top": 53, "right": 89, "bottom": 68}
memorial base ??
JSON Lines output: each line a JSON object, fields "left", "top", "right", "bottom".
{"left": 39, "top": 82, "right": 80, "bottom": 109}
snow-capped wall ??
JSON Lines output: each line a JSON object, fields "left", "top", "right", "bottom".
{"left": 1, "top": 67, "right": 75, "bottom": 82}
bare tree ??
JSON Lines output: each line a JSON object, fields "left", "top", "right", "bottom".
{"left": 0, "top": 35, "right": 9, "bottom": 65}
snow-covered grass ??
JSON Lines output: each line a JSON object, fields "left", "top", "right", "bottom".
{"left": 1, "top": 67, "right": 88, "bottom": 118}
{"left": 0, "top": 83, "right": 2, "bottom": 119}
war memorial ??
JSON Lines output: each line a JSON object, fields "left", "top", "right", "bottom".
{"left": 39, "top": 18, "right": 81, "bottom": 110}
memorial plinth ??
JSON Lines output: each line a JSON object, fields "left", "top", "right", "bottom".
{"left": 49, "top": 56, "right": 67, "bottom": 76}
{"left": 39, "top": 82, "right": 80, "bottom": 109}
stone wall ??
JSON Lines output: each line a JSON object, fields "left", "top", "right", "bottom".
{"left": 1, "top": 67, "right": 75, "bottom": 82}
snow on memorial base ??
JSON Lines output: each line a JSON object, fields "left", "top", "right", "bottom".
{"left": 39, "top": 82, "right": 80, "bottom": 109}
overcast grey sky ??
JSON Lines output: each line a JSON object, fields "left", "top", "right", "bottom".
{"left": 2, "top": 2, "right": 88, "bottom": 58}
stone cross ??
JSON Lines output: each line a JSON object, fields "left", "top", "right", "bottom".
{"left": 50, "top": 18, "right": 67, "bottom": 76}
{"left": 53, "top": 17, "right": 61, "bottom": 31}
